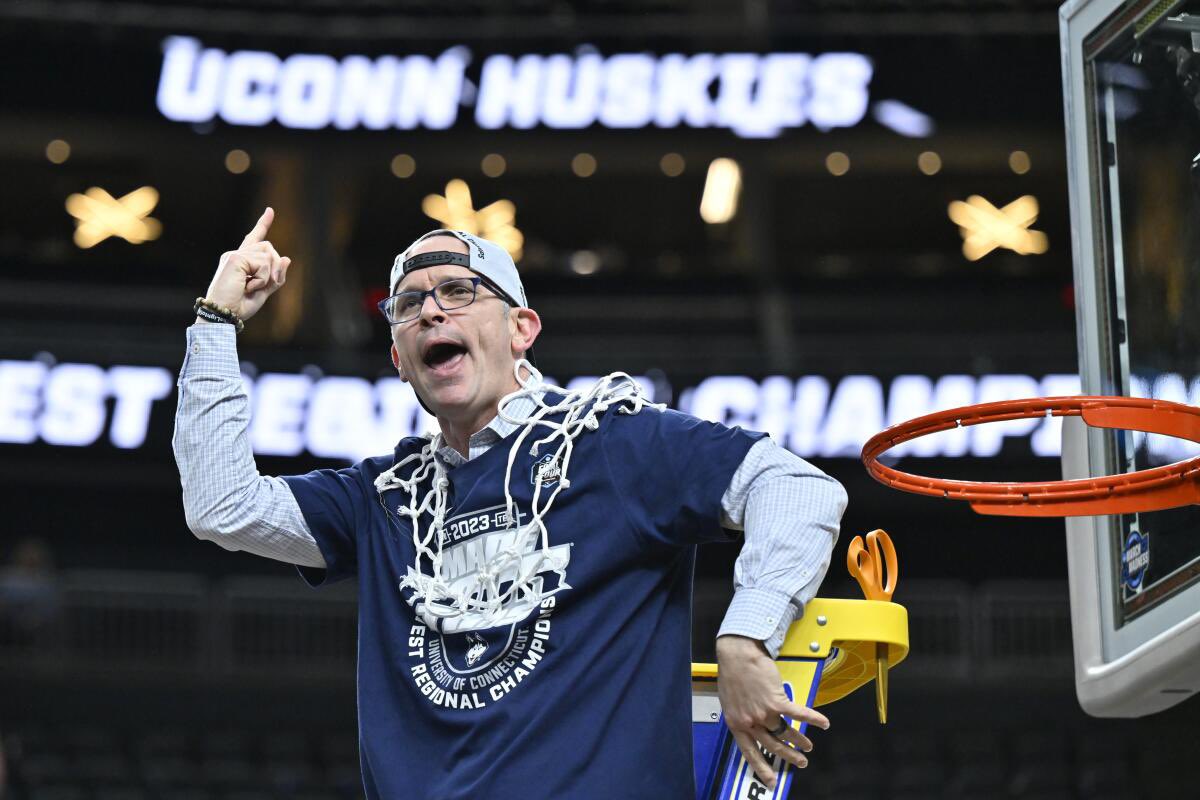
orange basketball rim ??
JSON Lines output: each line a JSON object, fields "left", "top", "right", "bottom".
{"left": 861, "top": 396, "right": 1200, "bottom": 517}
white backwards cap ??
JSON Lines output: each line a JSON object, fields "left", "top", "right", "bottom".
{"left": 390, "top": 229, "right": 528, "bottom": 308}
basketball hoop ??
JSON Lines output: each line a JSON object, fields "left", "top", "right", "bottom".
{"left": 861, "top": 396, "right": 1200, "bottom": 517}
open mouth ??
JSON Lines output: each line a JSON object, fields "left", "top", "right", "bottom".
{"left": 423, "top": 342, "right": 468, "bottom": 372}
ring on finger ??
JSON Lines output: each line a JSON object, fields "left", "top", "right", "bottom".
{"left": 767, "top": 717, "right": 788, "bottom": 738}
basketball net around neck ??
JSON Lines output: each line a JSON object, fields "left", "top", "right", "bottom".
{"left": 373, "top": 358, "right": 662, "bottom": 633}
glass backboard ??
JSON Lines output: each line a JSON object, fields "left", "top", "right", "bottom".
{"left": 1062, "top": 0, "right": 1200, "bottom": 716}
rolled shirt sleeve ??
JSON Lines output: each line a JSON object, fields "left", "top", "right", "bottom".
{"left": 717, "top": 437, "right": 848, "bottom": 658}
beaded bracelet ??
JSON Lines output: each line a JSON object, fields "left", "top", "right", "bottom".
{"left": 193, "top": 297, "right": 245, "bottom": 334}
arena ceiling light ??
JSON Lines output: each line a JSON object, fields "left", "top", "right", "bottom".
{"left": 65, "top": 186, "right": 162, "bottom": 249}
{"left": 947, "top": 194, "right": 1048, "bottom": 261}
{"left": 421, "top": 179, "right": 524, "bottom": 260}
{"left": 700, "top": 158, "right": 742, "bottom": 224}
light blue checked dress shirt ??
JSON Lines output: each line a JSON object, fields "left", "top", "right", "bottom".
{"left": 173, "top": 323, "right": 848, "bottom": 656}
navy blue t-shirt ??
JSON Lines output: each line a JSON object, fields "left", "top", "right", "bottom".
{"left": 283, "top": 401, "right": 764, "bottom": 799}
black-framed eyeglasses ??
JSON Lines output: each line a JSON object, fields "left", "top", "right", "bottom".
{"left": 378, "top": 276, "right": 495, "bottom": 325}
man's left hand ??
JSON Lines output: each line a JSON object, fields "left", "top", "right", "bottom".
{"left": 715, "top": 634, "right": 831, "bottom": 790}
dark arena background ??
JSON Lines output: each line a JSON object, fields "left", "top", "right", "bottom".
{"left": 1, "top": 0, "right": 1198, "bottom": 797}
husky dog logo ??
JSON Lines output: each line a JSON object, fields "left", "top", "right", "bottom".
{"left": 465, "top": 632, "right": 489, "bottom": 666}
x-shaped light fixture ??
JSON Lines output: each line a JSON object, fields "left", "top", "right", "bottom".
{"left": 422, "top": 179, "right": 524, "bottom": 261}
{"left": 65, "top": 186, "right": 162, "bottom": 249}
{"left": 947, "top": 194, "right": 1048, "bottom": 261}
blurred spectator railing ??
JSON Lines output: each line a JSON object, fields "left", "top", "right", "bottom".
{"left": 61, "top": 570, "right": 208, "bottom": 672}
{"left": 222, "top": 577, "right": 357, "bottom": 680}
{"left": 0, "top": 571, "right": 1071, "bottom": 684}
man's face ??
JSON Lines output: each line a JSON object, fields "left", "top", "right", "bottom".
{"left": 389, "top": 236, "right": 522, "bottom": 418}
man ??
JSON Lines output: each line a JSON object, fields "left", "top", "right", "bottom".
{"left": 174, "top": 208, "right": 847, "bottom": 798}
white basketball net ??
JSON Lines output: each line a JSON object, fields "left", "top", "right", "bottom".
{"left": 374, "top": 359, "right": 661, "bottom": 632}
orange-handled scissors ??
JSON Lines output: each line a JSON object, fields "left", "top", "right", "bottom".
{"left": 846, "top": 528, "right": 898, "bottom": 724}
{"left": 847, "top": 528, "right": 897, "bottom": 602}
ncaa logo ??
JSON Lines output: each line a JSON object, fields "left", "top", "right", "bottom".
{"left": 1121, "top": 529, "right": 1150, "bottom": 593}
{"left": 531, "top": 453, "right": 561, "bottom": 487}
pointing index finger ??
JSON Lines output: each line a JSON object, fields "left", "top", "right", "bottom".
{"left": 241, "top": 207, "right": 274, "bottom": 248}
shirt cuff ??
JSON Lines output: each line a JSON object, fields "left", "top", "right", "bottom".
{"left": 717, "top": 587, "right": 800, "bottom": 659}
{"left": 183, "top": 322, "right": 242, "bottom": 381}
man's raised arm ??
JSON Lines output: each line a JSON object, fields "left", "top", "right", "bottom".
{"left": 172, "top": 208, "right": 324, "bottom": 568}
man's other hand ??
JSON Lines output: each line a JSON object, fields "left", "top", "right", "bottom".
{"left": 715, "top": 634, "right": 831, "bottom": 790}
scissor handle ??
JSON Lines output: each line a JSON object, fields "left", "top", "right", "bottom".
{"left": 847, "top": 529, "right": 898, "bottom": 601}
